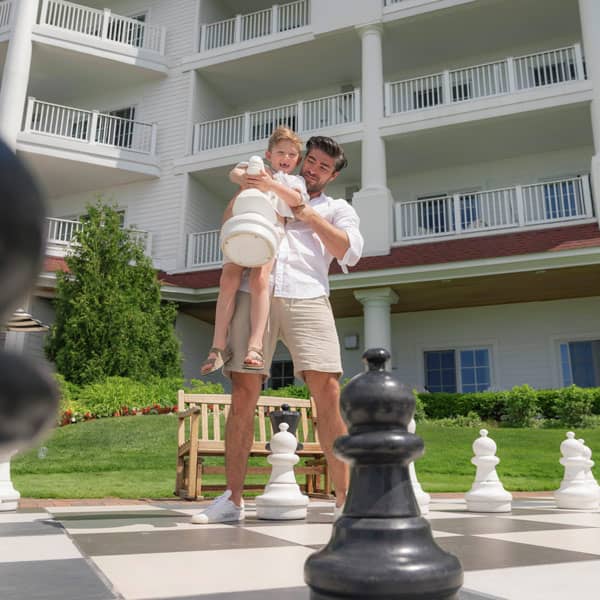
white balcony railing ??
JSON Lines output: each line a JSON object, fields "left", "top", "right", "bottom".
{"left": 386, "top": 44, "right": 585, "bottom": 115}
{"left": 46, "top": 218, "right": 152, "bottom": 256}
{"left": 192, "top": 89, "right": 360, "bottom": 153}
{"left": 200, "top": 0, "right": 309, "bottom": 52}
{"left": 187, "top": 230, "right": 222, "bottom": 268}
{"left": 395, "top": 176, "right": 593, "bottom": 242}
{"left": 39, "top": 0, "right": 166, "bottom": 54}
{"left": 0, "top": 0, "right": 12, "bottom": 31}
{"left": 24, "top": 98, "right": 158, "bottom": 155}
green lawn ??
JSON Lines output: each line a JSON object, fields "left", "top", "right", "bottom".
{"left": 11, "top": 415, "right": 600, "bottom": 498}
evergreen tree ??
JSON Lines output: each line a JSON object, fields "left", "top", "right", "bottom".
{"left": 46, "top": 202, "right": 182, "bottom": 384}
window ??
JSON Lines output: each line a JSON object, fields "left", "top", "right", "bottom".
{"left": 97, "top": 107, "right": 135, "bottom": 149}
{"left": 543, "top": 179, "right": 580, "bottom": 220}
{"left": 413, "top": 86, "right": 442, "bottom": 110}
{"left": 417, "top": 194, "right": 453, "bottom": 234}
{"left": 560, "top": 340, "right": 600, "bottom": 388}
{"left": 267, "top": 360, "right": 295, "bottom": 390}
{"left": 533, "top": 59, "right": 576, "bottom": 87}
{"left": 425, "top": 348, "right": 491, "bottom": 393}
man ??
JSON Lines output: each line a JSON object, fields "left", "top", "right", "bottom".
{"left": 192, "top": 136, "right": 364, "bottom": 524}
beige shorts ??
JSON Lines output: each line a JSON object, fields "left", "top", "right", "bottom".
{"left": 225, "top": 292, "right": 343, "bottom": 381}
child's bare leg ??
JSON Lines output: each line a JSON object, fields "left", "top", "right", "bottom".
{"left": 244, "top": 260, "right": 274, "bottom": 369}
{"left": 201, "top": 262, "right": 244, "bottom": 375}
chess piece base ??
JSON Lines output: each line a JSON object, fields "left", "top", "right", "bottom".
{"left": 554, "top": 487, "right": 599, "bottom": 510}
{"left": 256, "top": 483, "right": 309, "bottom": 520}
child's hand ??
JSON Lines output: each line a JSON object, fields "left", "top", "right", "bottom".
{"left": 245, "top": 169, "right": 272, "bottom": 193}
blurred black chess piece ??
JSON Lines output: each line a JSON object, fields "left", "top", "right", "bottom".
{"left": 0, "top": 138, "right": 59, "bottom": 454}
{"left": 305, "top": 348, "right": 463, "bottom": 599}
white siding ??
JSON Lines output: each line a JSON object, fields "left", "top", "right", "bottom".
{"left": 391, "top": 296, "right": 600, "bottom": 391}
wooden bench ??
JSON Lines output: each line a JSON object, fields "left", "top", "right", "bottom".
{"left": 175, "top": 391, "right": 331, "bottom": 500}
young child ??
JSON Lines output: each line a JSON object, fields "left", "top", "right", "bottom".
{"left": 201, "top": 126, "right": 308, "bottom": 375}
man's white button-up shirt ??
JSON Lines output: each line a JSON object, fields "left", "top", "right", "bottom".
{"left": 273, "top": 193, "right": 364, "bottom": 299}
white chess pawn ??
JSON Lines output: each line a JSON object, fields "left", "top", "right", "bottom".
{"left": 408, "top": 419, "right": 430, "bottom": 515}
{"left": 465, "top": 429, "right": 512, "bottom": 512}
{"left": 256, "top": 423, "right": 309, "bottom": 520}
{"left": 578, "top": 438, "right": 600, "bottom": 499}
{"left": 554, "top": 432, "right": 599, "bottom": 510}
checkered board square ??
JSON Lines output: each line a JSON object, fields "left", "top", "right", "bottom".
{"left": 1, "top": 498, "right": 599, "bottom": 600}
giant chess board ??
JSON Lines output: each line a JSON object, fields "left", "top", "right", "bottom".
{"left": 1, "top": 497, "right": 599, "bottom": 600}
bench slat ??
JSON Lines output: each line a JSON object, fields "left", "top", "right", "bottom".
{"left": 213, "top": 404, "right": 220, "bottom": 441}
{"left": 201, "top": 403, "right": 209, "bottom": 440}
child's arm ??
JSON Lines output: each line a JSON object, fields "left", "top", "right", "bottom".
{"left": 246, "top": 171, "right": 304, "bottom": 208}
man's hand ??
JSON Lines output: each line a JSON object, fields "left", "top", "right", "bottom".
{"left": 290, "top": 202, "right": 312, "bottom": 222}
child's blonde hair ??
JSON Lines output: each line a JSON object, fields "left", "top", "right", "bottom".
{"left": 267, "top": 126, "right": 303, "bottom": 155}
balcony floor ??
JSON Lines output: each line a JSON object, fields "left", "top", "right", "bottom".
{"left": 4, "top": 496, "right": 599, "bottom": 600}
{"left": 18, "top": 145, "right": 158, "bottom": 198}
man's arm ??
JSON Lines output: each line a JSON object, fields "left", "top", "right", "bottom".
{"left": 291, "top": 204, "right": 350, "bottom": 261}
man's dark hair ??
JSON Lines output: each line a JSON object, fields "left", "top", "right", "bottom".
{"left": 305, "top": 136, "right": 348, "bottom": 173}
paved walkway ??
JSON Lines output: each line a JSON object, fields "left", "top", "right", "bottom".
{"left": 2, "top": 495, "right": 598, "bottom": 600}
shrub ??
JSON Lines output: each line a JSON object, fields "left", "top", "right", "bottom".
{"left": 261, "top": 385, "right": 310, "bottom": 399}
{"left": 555, "top": 385, "right": 593, "bottom": 428}
{"left": 434, "top": 411, "right": 484, "bottom": 429}
{"left": 535, "top": 389, "right": 561, "bottom": 420}
{"left": 502, "top": 384, "right": 539, "bottom": 427}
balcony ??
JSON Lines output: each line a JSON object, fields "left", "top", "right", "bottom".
{"left": 0, "top": 0, "right": 11, "bottom": 35}
{"left": 384, "top": 45, "right": 587, "bottom": 128}
{"left": 199, "top": 0, "right": 310, "bottom": 54}
{"left": 18, "top": 98, "right": 160, "bottom": 197}
{"left": 34, "top": 0, "right": 167, "bottom": 71}
{"left": 46, "top": 217, "right": 152, "bottom": 258}
{"left": 394, "top": 176, "right": 594, "bottom": 244}
{"left": 186, "top": 230, "right": 222, "bottom": 269}
{"left": 191, "top": 89, "right": 360, "bottom": 156}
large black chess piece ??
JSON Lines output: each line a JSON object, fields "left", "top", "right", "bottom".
{"left": 0, "top": 138, "right": 59, "bottom": 453}
{"left": 305, "top": 348, "right": 463, "bottom": 599}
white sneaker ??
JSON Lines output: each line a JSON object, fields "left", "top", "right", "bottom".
{"left": 191, "top": 490, "right": 245, "bottom": 524}
{"left": 333, "top": 504, "right": 344, "bottom": 521}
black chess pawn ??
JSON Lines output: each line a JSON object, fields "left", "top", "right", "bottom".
{"left": 0, "top": 139, "right": 59, "bottom": 453}
{"left": 305, "top": 348, "right": 463, "bottom": 599}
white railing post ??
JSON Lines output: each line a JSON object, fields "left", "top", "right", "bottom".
{"left": 101, "top": 8, "right": 111, "bottom": 40}
{"left": 383, "top": 82, "right": 391, "bottom": 116}
{"left": 200, "top": 23, "right": 207, "bottom": 51}
{"left": 354, "top": 87, "right": 361, "bottom": 121}
{"left": 150, "top": 123, "right": 158, "bottom": 155}
{"left": 442, "top": 70, "right": 451, "bottom": 105}
{"left": 234, "top": 14, "right": 242, "bottom": 43}
{"left": 453, "top": 194, "right": 462, "bottom": 234}
{"left": 89, "top": 110, "right": 99, "bottom": 144}
{"left": 515, "top": 184, "right": 525, "bottom": 226}
{"left": 192, "top": 122, "right": 200, "bottom": 154}
{"left": 573, "top": 43, "right": 585, "bottom": 80}
{"left": 506, "top": 57, "right": 516, "bottom": 93}
{"left": 40, "top": 0, "right": 50, "bottom": 25}
{"left": 581, "top": 174, "right": 593, "bottom": 217}
{"left": 23, "top": 97, "right": 35, "bottom": 133}
{"left": 186, "top": 234, "right": 195, "bottom": 268}
{"left": 243, "top": 111, "right": 251, "bottom": 143}
{"left": 159, "top": 26, "right": 167, "bottom": 55}
{"left": 296, "top": 100, "right": 304, "bottom": 133}
{"left": 272, "top": 4, "right": 279, "bottom": 34}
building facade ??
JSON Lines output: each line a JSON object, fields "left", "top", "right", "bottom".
{"left": 1, "top": 0, "right": 599, "bottom": 391}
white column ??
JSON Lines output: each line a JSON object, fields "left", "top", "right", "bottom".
{"left": 578, "top": 0, "right": 600, "bottom": 225}
{"left": 353, "top": 287, "right": 398, "bottom": 361}
{"left": 353, "top": 23, "right": 394, "bottom": 256}
{"left": 0, "top": 0, "right": 38, "bottom": 150}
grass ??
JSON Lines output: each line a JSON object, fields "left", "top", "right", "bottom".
{"left": 11, "top": 415, "right": 600, "bottom": 498}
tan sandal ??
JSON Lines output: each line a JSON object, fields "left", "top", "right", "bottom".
{"left": 201, "top": 347, "right": 231, "bottom": 376}
{"left": 243, "top": 346, "right": 264, "bottom": 370}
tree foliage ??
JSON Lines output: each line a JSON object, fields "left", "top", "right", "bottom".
{"left": 46, "top": 202, "right": 182, "bottom": 384}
